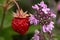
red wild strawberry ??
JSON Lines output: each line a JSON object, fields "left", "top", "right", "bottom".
{"left": 12, "top": 9, "right": 30, "bottom": 35}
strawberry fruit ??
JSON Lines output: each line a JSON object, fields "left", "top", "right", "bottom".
{"left": 12, "top": 17, "right": 30, "bottom": 35}
{"left": 12, "top": 9, "right": 30, "bottom": 35}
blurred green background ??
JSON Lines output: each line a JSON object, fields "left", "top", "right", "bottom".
{"left": 0, "top": 0, "right": 60, "bottom": 40}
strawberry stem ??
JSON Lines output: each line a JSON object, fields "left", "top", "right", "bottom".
{"left": 13, "top": 0, "right": 20, "bottom": 11}
{"left": 13, "top": 0, "right": 22, "bottom": 16}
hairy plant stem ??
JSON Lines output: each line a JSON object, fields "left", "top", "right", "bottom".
{"left": 0, "top": 8, "right": 7, "bottom": 31}
{"left": 0, "top": 0, "right": 9, "bottom": 31}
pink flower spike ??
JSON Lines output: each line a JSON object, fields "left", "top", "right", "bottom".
{"left": 29, "top": 14, "right": 39, "bottom": 25}
{"left": 42, "top": 8, "right": 50, "bottom": 14}
{"left": 38, "top": 1, "right": 47, "bottom": 8}
{"left": 46, "top": 22, "right": 54, "bottom": 33}
{"left": 32, "top": 4, "right": 39, "bottom": 10}
{"left": 50, "top": 21, "right": 54, "bottom": 25}
{"left": 51, "top": 13, "right": 56, "bottom": 18}
{"left": 50, "top": 10, "right": 56, "bottom": 18}
{"left": 42, "top": 25, "right": 46, "bottom": 32}
{"left": 46, "top": 27, "right": 51, "bottom": 33}
{"left": 42, "top": 21, "right": 54, "bottom": 33}
{"left": 47, "top": 23, "right": 54, "bottom": 30}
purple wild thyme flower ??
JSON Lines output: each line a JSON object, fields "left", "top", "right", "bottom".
{"left": 38, "top": 1, "right": 47, "bottom": 8}
{"left": 32, "top": 29, "right": 39, "bottom": 40}
{"left": 42, "top": 21, "right": 54, "bottom": 33}
{"left": 32, "top": 4, "right": 39, "bottom": 10}
{"left": 32, "top": 1, "right": 56, "bottom": 33}
{"left": 50, "top": 10, "right": 56, "bottom": 18}
{"left": 29, "top": 14, "right": 39, "bottom": 25}
{"left": 42, "top": 8, "right": 50, "bottom": 14}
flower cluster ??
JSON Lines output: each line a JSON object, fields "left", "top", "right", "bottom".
{"left": 29, "top": 1, "right": 56, "bottom": 33}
